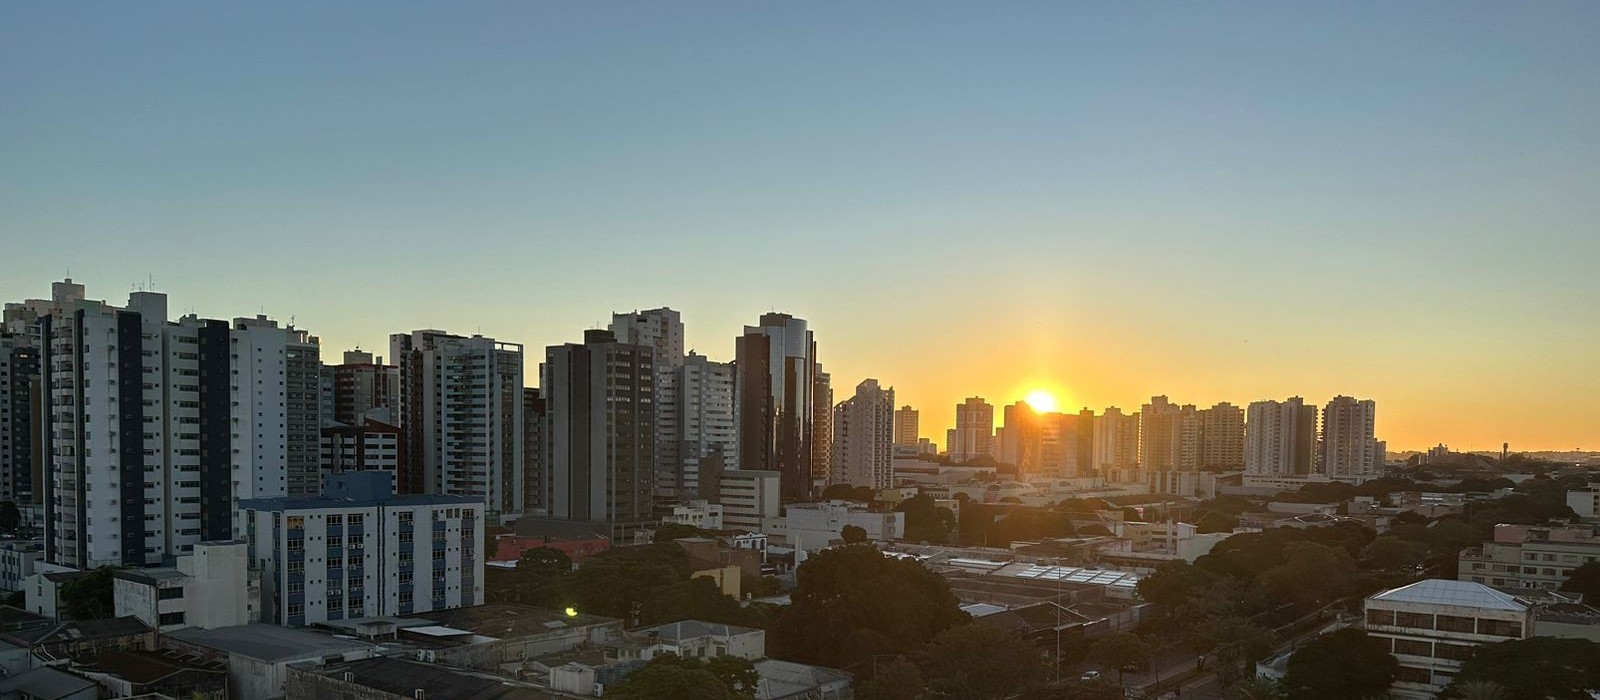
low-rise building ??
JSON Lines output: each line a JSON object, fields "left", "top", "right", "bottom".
{"left": 0, "top": 541, "right": 43, "bottom": 593}
{"left": 761, "top": 501, "right": 904, "bottom": 551}
{"left": 1569, "top": 488, "right": 1600, "bottom": 519}
{"left": 1364, "top": 579, "right": 1531, "bottom": 699}
{"left": 112, "top": 541, "right": 255, "bottom": 632}
{"left": 164, "top": 624, "right": 378, "bottom": 700}
{"left": 1458, "top": 523, "right": 1600, "bottom": 592}
{"left": 240, "top": 472, "right": 485, "bottom": 626}
{"left": 74, "top": 649, "right": 228, "bottom": 700}
{"left": 0, "top": 666, "right": 98, "bottom": 700}
{"left": 718, "top": 470, "right": 781, "bottom": 532}
{"left": 662, "top": 501, "right": 724, "bottom": 530}
{"left": 287, "top": 656, "right": 558, "bottom": 700}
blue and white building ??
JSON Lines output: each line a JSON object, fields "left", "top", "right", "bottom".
{"left": 240, "top": 472, "right": 484, "bottom": 626}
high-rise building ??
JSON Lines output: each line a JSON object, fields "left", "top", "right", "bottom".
{"left": 391, "top": 330, "right": 524, "bottom": 517}
{"left": 1244, "top": 397, "right": 1318, "bottom": 476}
{"left": 609, "top": 308, "right": 684, "bottom": 369}
{"left": 241, "top": 472, "right": 485, "bottom": 625}
{"left": 9, "top": 281, "right": 321, "bottom": 568}
{"left": 998, "top": 402, "right": 1043, "bottom": 474}
{"left": 522, "top": 388, "right": 548, "bottom": 513}
{"left": 657, "top": 352, "right": 737, "bottom": 504}
{"left": 831, "top": 379, "right": 895, "bottom": 489}
{"left": 893, "top": 406, "right": 919, "bottom": 447}
{"left": 1138, "top": 396, "right": 1197, "bottom": 471}
{"left": 321, "top": 418, "right": 401, "bottom": 478}
{"left": 0, "top": 333, "right": 40, "bottom": 505}
{"left": 810, "top": 367, "right": 832, "bottom": 486}
{"left": 1092, "top": 406, "right": 1140, "bottom": 482}
{"left": 1199, "top": 402, "right": 1245, "bottom": 470}
{"left": 946, "top": 397, "right": 994, "bottom": 462}
{"left": 327, "top": 349, "right": 399, "bottom": 426}
{"left": 1038, "top": 409, "right": 1096, "bottom": 478}
{"left": 734, "top": 313, "right": 817, "bottom": 501}
{"left": 541, "top": 330, "right": 654, "bottom": 537}
{"left": 1321, "top": 395, "right": 1379, "bottom": 477}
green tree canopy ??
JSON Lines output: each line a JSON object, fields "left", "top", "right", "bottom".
{"left": 60, "top": 567, "right": 118, "bottom": 620}
{"left": 516, "top": 546, "right": 573, "bottom": 578}
{"left": 566, "top": 543, "right": 692, "bottom": 621}
{"left": 856, "top": 657, "right": 926, "bottom": 700}
{"left": 896, "top": 494, "right": 955, "bottom": 544}
{"left": 920, "top": 624, "right": 1046, "bottom": 700}
{"left": 1558, "top": 561, "right": 1600, "bottom": 602}
{"left": 841, "top": 524, "right": 868, "bottom": 544}
{"left": 0, "top": 501, "right": 20, "bottom": 534}
{"left": 1441, "top": 637, "right": 1600, "bottom": 700}
{"left": 653, "top": 523, "right": 710, "bottom": 543}
{"left": 1280, "top": 629, "right": 1397, "bottom": 700}
{"left": 771, "top": 545, "right": 967, "bottom": 669}
{"left": 638, "top": 576, "right": 751, "bottom": 627}
{"left": 1087, "top": 632, "right": 1153, "bottom": 686}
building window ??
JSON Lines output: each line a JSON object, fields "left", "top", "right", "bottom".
{"left": 327, "top": 514, "right": 343, "bottom": 526}
{"left": 286, "top": 516, "right": 304, "bottom": 529}
{"left": 1395, "top": 612, "right": 1431, "bottom": 629}
{"left": 158, "top": 587, "right": 185, "bottom": 600}
{"left": 159, "top": 612, "right": 185, "bottom": 626}
{"left": 287, "top": 604, "right": 304, "bottom": 617}
{"left": 1478, "top": 619, "right": 1522, "bottom": 638}
{"left": 1393, "top": 639, "right": 1431, "bottom": 657}
{"left": 1366, "top": 610, "right": 1395, "bottom": 627}
{"left": 1436, "top": 615, "right": 1475, "bottom": 634}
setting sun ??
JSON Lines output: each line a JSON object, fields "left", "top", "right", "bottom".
{"left": 1024, "top": 389, "right": 1059, "bottom": 414}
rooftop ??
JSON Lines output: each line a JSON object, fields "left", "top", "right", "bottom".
{"left": 753, "top": 659, "right": 851, "bottom": 700}
{"left": 167, "top": 624, "right": 374, "bottom": 662}
{"left": 79, "top": 649, "right": 227, "bottom": 684}
{"left": 412, "top": 604, "right": 622, "bottom": 639}
{"left": 0, "top": 667, "right": 98, "bottom": 700}
{"left": 1369, "top": 579, "right": 1527, "bottom": 612}
{"left": 312, "top": 656, "right": 558, "bottom": 700}
{"left": 629, "top": 620, "right": 763, "bottom": 642}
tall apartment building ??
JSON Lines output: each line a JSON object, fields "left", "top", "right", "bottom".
{"left": 390, "top": 330, "right": 524, "bottom": 517}
{"left": 657, "top": 352, "right": 737, "bottom": 503}
{"left": 609, "top": 308, "right": 684, "bottom": 369}
{"left": 893, "top": 406, "right": 919, "bottom": 447}
{"left": 321, "top": 418, "right": 401, "bottom": 478}
{"left": 0, "top": 334, "right": 40, "bottom": 504}
{"left": 1244, "top": 397, "right": 1318, "bottom": 476}
{"left": 8, "top": 280, "right": 321, "bottom": 568}
{"left": 1039, "top": 410, "right": 1094, "bottom": 478}
{"left": 241, "top": 472, "right": 485, "bottom": 626}
{"left": 1321, "top": 395, "right": 1379, "bottom": 477}
{"left": 1092, "top": 407, "right": 1140, "bottom": 482}
{"left": 1139, "top": 396, "right": 1200, "bottom": 471}
{"left": 946, "top": 397, "right": 994, "bottom": 462}
{"left": 541, "top": 330, "right": 654, "bottom": 537}
{"left": 326, "top": 349, "right": 398, "bottom": 425}
{"left": 734, "top": 313, "right": 817, "bottom": 500}
{"left": 998, "top": 402, "right": 1042, "bottom": 474}
{"left": 522, "top": 388, "right": 548, "bottom": 513}
{"left": 830, "top": 379, "right": 895, "bottom": 489}
{"left": 810, "top": 367, "right": 832, "bottom": 486}
{"left": 1199, "top": 402, "right": 1245, "bottom": 470}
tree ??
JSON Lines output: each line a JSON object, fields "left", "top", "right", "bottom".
{"left": 1225, "top": 677, "right": 1285, "bottom": 700}
{"left": 841, "top": 525, "right": 868, "bottom": 544}
{"left": 1205, "top": 616, "right": 1275, "bottom": 685}
{"left": 1361, "top": 536, "right": 1427, "bottom": 570}
{"left": 920, "top": 624, "right": 1046, "bottom": 700}
{"left": 639, "top": 577, "right": 750, "bottom": 627}
{"left": 566, "top": 543, "right": 692, "bottom": 621}
{"left": 653, "top": 523, "right": 708, "bottom": 543}
{"left": 1559, "top": 561, "right": 1600, "bottom": 601}
{"left": 0, "top": 501, "right": 19, "bottom": 534}
{"left": 606, "top": 653, "right": 758, "bottom": 700}
{"left": 857, "top": 657, "right": 926, "bottom": 700}
{"left": 60, "top": 567, "right": 118, "bottom": 620}
{"left": 1196, "top": 511, "right": 1239, "bottom": 534}
{"left": 1087, "top": 632, "right": 1152, "bottom": 686}
{"left": 771, "top": 545, "right": 967, "bottom": 669}
{"left": 820, "top": 484, "right": 877, "bottom": 503}
{"left": 897, "top": 495, "right": 955, "bottom": 544}
{"left": 1451, "top": 681, "right": 1509, "bottom": 700}
{"left": 517, "top": 546, "right": 573, "bottom": 579}
{"left": 1442, "top": 637, "right": 1600, "bottom": 700}
{"left": 1260, "top": 542, "right": 1355, "bottom": 608}
{"left": 1280, "top": 629, "right": 1398, "bottom": 700}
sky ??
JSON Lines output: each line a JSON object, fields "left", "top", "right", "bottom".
{"left": 3, "top": 2, "right": 1598, "bottom": 451}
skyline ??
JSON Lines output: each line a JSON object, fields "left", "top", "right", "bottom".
{"left": 0, "top": 273, "right": 1582, "bottom": 454}
{"left": 5, "top": 2, "right": 1598, "bottom": 451}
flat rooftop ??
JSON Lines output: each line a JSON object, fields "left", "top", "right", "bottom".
{"left": 167, "top": 624, "right": 375, "bottom": 662}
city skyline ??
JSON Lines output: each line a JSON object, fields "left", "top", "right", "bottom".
{"left": 6, "top": 3, "right": 1598, "bottom": 451}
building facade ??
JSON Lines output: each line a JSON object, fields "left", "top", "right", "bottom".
{"left": 1244, "top": 397, "right": 1319, "bottom": 476}
{"left": 541, "top": 330, "right": 655, "bottom": 537}
{"left": 717, "top": 470, "right": 781, "bottom": 532}
{"left": 1198, "top": 402, "right": 1244, "bottom": 470}
{"left": 734, "top": 313, "right": 817, "bottom": 500}
{"left": 655, "top": 352, "right": 736, "bottom": 505}
{"left": 1458, "top": 523, "right": 1600, "bottom": 592}
{"left": 0, "top": 334, "right": 40, "bottom": 505}
{"left": 946, "top": 397, "right": 994, "bottom": 463}
{"left": 1320, "top": 395, "right": 1379, "bottom": 477}
{"left": 830, "top": 379, "right": 895, "bottom": 489}
{"left": 893, "top": 406, "right": 919, "bottom": 447}
{"left": 1365, "top": 579, "right": 1531, "bottom": 698}
{"left": 240, "top": 472, "right": 485, "bottom": 626}
{"left": 390, "top": 330, "right": 524, "bottom": 517}
{"left": 1092, "top": 407, "right": 1140, "bottom": 483}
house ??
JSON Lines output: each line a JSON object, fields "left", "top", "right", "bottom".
{"left": 23, "top": 569, "right": 84, "bottom": 620}
{"left": 620, "top": 620, "right": 765, "bottom": 661}
{"left": 73, "top": 649, "right": 227, "bottom": 700}
{"left": 163, "top": 624, "right": 377, "bottom": 700}
{"left": 752, "top": 659, "right": 852, "bottom": 700}
{"left": 0, "top": 667, "right": 97, "bottom": 700}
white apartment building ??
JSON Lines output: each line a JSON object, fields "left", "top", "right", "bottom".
{"left": 1568, "top": 488, "right": 1600, "bottom": 519}
{"left": 113, "top": 540, "right": 257, "bottom": 631}
{"left": 946, "top": 397, "right": 994, "bottom": 462}
{"left": 391, "top": 330, "right": 523, "bottom": 519}
{"left": 762, "top": 501, "right": 904, "bottom": 551}
{"left": 9, "top": 280, "right": 320, "bottom": 568}
{"left": 320, "top": 419, "right": 401, "bottom": 477}
{"left": 1244, "top": 397, "right": 1318, "bottom": 476}
{"left": 1365, "top": 579, "right": 1531, "bottom": 698}
{"left": 1092, "top": 406, "right": 1139, "bottom": 483}
{"left": 0, "top": 540, "right": 43, "bottom": 592}
{"left": 894, "top": 406, "right": 919, "bottom": 447}
{"left": 831, "top": 379, "right": 894, "bottom": 490}
{"left": 240, "top": 472, "right": 485, "bottom": 626}
{"left": 609, "top": 308, "right": 684, "bottom": 370}
{"left": 1320, "top": 395, "right": 1379, "bottom": 477}
{"left": 655, "top": 353, "right": 736, "bottom": 504}
{"left": 1458, "top": 523, "right": 1600, "bottom": 592}
{"left": 718, "top": 470, "right": 780, "bottom": 531}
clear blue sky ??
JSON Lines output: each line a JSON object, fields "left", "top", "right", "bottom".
{"left": 3, "top": 2, "right": 1597, "bottom": 449}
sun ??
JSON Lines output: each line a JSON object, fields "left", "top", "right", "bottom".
{"left": 1024, "top": 389, "right": 1059, "bottom": 414}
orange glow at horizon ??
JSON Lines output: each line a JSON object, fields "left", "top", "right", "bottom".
{"left": 1024, "top": 389, "right": 1059, "bottom": 414}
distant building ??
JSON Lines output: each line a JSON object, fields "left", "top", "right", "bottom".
{"left": 656, "top": 353, "right": 737, "bottom": 504}
{"left": 522, "top": 388, "right": 548, "bottom": 513}
{"left": 0, "top": 540, "right": 43, "bottom": 593}
{"left": 609, "top": 308, "right": 684, "bottom": 369}
{"left": 1092, "top": 407, "right": 1140, "bottom": 483}
{"left": 735, "top": 313, "right": 818, "bottom": 500}
{"left": 717, "top": 470, "right": 781, "bottom": 532}
{"left": 998, "top": 402, "right": 1042, "bottom": 474}
{"left": 1321, "top": 395, "right": 1379, "bottom": 477}
{"left": 763, "top": 502, "right": 904, "bottom": 551}
{"left": 240, "top": 472, "right": 485, "bottom": 626}
{"left": 810, "top": 367, "right": 833, "bottom": 486}
{"left": 1245, "top": 397, "right": 1318, "bottom": 476}
{"left": 325, "top": 349, "right": 399, "bottom": 426}
{"left": 0, "top": 333, "right": 39, "bottom": 506}
{"left": 391, "top": 330, "right": 524, "bottom": 516}
{"left": 1458, "top": 523, "right": 1600, "bottom": 592}
{"left": 1365, "top": 579, "right": 1531, "bottom": 698}
{"left": 541, "top": 330, "right": 656, "bottom": 538}
{"left": 1199, "top": 402, "right": 1245, "bottom": 470}
{"left": 894, "top": 406, "right": 919, "bottom": 447}
{"left": 1567, "top": 488, "right": 1600, "bottom": 519}
{"left": 166, "top": 624, "right": 378, "bottom": 700}
{"left": 320, "top": 418, "right": 401, "bottom": 478}
{"left": 947, "top": 397, "right": 995, "bottom": 463}
{"left": 830, "top": 380, "right": 895, "bottom": 489}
